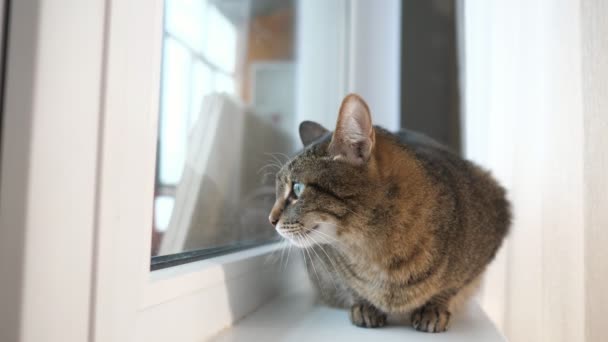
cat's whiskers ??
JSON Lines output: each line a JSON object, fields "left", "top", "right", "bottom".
{"left": 296, "top": 235, "right": 312, "bottom": 281}
{"left": 308, "top": 230, "right": 338, "bottom": 248}
{"left": 306, "top": 234, "right": 325, "bottom": 267}
{"left": 266, "top": 238, "right": 287, "bottom": 266}
{"left": 298, "top": 227, "right": 342, "bottom": 294}
{"left": 308, "top": 226, "right": 348, "bottom": 256}
{"left": 257, "top": 153, "right": 286, "bottom": 183}
{"left": 310, "top": 222, "right": 343, "bottom": 243}
{"left": 270, "top": 152, "right": 293, "bottom": 168}
{"left": 274, "top": 239, "right": 284, "bottom": 265}
{"left": 256, "top": 163, "right": 281, "bottom": 175}
{"left": 301, "top": 234, "right": 327, "bottom": 298}
{"left": 264, "top": 152, "right": 292, "bottom": 169}
{"left": 268, "top": 152, "right": 292, "bottom": 164}
{"left": 306, "top": 232, "right": 340, "bottom": 292}
{"left": 261, "top": 172, "right": 277, "bottom": 183}
{"left": 312, "top": 221, "right": 344, "bottom": 229}
{"left": 280, "top": 239, "right": 290, "bottom": 266}
{"left": 303, "top": 237, "right": 320, "bottom": 282}
{"left": 265, "top": 152, "right": 284, "bottom": 166}
{"left": 284, "top": 239, "right": 293, "bottom": 272}
{"left": 307, "top": 225, "right": 351, "bottom": 257}
{"left": 280, "top": 239, "right": 290, "bottom": 269}
{"left": 305, "top": 224, "right": 339, "bottom": 244}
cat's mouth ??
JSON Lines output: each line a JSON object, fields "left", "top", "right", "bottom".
{"left": 276, "top": 223, "right": 319, "bottom": 247}
{"left": 276, "top": 225, "right": 316, "bottom": 237}
{"left": 277, "top": 222, "right": 339, "bottom": 248}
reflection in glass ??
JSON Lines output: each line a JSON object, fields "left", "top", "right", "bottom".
{"left": 152, "top": 0, "right": 296, "bottom": 257}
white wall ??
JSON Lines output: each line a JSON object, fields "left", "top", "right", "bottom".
{"left": 462, "top": 1, "right": 607, "bottom": 341}
{"left": 348, "top": 0, "right": 401, "bottom": 130}
{"left": 295, "top": 0, "right": 350, "bottom": 131}
{"left": 296, "top": 0, "right": 401, "bottom": 133}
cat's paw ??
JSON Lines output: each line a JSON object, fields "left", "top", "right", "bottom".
{"left": 349, "top": 303, "right": 387, "bottom": 328}
{"left": 411, "top": 305, "right": 451, "bottom": 333}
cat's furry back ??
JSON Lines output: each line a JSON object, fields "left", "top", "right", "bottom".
{"left": 269, "top": 94, "right": 510, "bottom": 333}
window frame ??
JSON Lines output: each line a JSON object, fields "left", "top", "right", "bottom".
{"left": 91, "top": 1, "right": 349, "bottom": 341}
{"left": 90, "top": 1, "right": 296, "bottom": 341}
{"left": 0, "top": 0, "right": 401, "bottom": 341}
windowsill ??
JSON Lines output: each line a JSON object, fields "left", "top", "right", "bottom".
{"left": 210, "top": 292, "right": 506, "bottom": 341}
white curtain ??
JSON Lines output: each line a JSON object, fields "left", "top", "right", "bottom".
{"left": 460, "top": 1, "right": 608, "bottom": 341}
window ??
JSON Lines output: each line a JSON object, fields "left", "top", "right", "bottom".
{"left": 1, "top": 1, "right": 404, "bottom": 340}
{"left": 152, "top": 0, "right": 298, "bottom": 267}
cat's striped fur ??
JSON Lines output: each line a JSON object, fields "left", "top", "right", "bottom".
{"left": 269, "top": 94, "right": 510, "bottom": 333}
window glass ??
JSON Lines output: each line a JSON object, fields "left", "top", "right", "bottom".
{"left": 152, "top": 0, "right": 300, "bottom": 262}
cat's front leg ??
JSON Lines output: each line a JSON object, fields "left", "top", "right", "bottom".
{"left": 411, "top": 303, "right": 451, "bottom": 333}
{"left": 411, "top": 276, "right": 482, "bottom": 333}
{"left": 348, "top": 302, "right": 387, "bottom": 328}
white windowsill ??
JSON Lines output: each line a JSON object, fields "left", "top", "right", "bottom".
{"left": 210, "top": 292, "right": 506, "bottom": 342}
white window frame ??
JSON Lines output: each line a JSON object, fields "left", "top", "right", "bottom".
{"left": 92, "top": 1, "right": 294, "bottom": 341}
{"left": 0, "top": 1, "right": 400, "bottom": 341}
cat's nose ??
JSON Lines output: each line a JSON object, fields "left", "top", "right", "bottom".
{"left": 269, "top": 200, "right": 284, "bottom": 226}
{"left": 269, "top": 215, "right": 278, "bottom": 226}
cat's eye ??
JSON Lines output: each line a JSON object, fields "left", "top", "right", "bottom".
{"left": 293, "top": 183, "right": 305, "bottom": 197}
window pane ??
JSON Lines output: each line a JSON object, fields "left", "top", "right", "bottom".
{"left": 154, "top": 196, "right": 175, "bottom": 233}
{"left": 165, "top": 0, "right": 207, "bottom": 54}
{"left": 214, "top": 72, "right": 235, "bottom": 95}
{"left": 153, "top": 0, "right": 299, "bottom": 260}
{"left": 158, "top": 37, "right": 191, "bottom": 185}
{"left": 203, "top": 5, "right": 237, "bottom": 74}
{"left": 188, "top": 61, "right": 212, "bottom": 128}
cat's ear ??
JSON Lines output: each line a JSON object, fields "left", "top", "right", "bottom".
{"left": 299, "top": 121, "right": 329, "bottom": 146}
{"left": 329, "top": 94, "right": 375, "bottom": 165}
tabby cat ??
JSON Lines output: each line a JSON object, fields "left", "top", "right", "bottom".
{"left": 268, "top": 94, "right": 510, "bottom": 333}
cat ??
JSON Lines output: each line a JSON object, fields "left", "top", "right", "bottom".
{"left": 268, "top": 94, "right": 510, "bottom": 333}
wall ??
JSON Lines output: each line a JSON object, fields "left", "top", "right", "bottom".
{"left": 296, "top": 0, "right": 401, "bottom": 132}
{"left": 295, "top": 0, "right": 349, "bottom": 131}
{"left": 348, "top": 0, "right": 401, "bottom": 131}
{"left": 462, "top": 1, "right": 607, "bottom": 341}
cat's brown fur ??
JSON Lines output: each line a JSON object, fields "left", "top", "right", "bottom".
{"left": 269, "top": 94, "right": 510, "bottom": 333}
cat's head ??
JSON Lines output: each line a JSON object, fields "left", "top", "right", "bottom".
{"left": 268, "top": 94, "right": 378, "bottom": 248}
